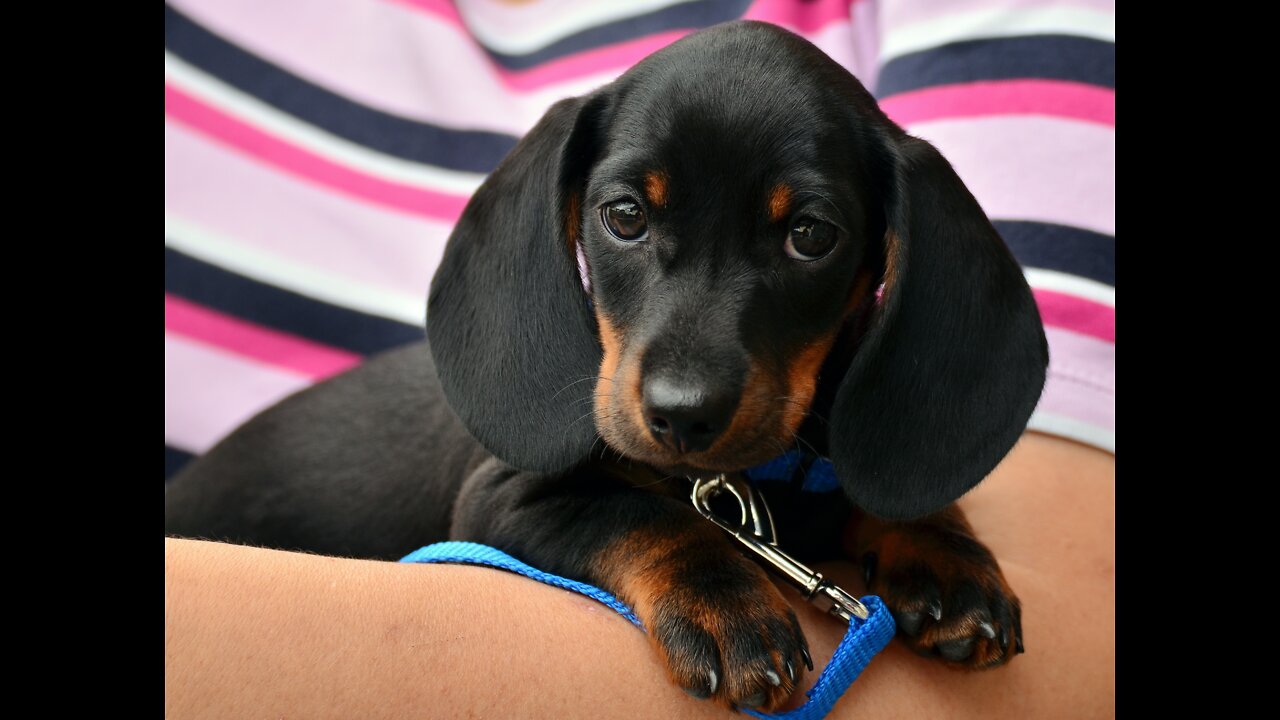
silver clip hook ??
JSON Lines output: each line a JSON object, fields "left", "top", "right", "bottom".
{"left": 691, "top": 474, "right": 870, "bottom": 622}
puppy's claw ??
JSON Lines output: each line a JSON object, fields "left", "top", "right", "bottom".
{"left": 977, "top": 621, "right": 996, "bottom": 639}
{"left": 785, "top": 660, "right": 796, "bottom": 684}
{"left": 926, "top": 600, "right": 943, "bottom": 621}
{"left": 683, "top": 668, "right": 718, "bottom": 699}
{"left": 1016, "top": 637, "right": 1025, "bottom": 654}
{"left": 764, "top": 669, "right": 782, "bottom": 687}
{"left": 800, "top": 646, "right": 814, "bottom": 672}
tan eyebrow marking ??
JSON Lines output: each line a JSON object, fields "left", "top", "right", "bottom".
{"left": 644, "top": 170, "right": 669, "bottom": 208}
{"left": 768, "top": 184, "right": 793, "bottom": 223}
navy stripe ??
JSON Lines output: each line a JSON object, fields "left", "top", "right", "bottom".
{"left": 164, "top": 3, "right": 517, "bottom": 174}
{"left": 165, "top": 246, "right": 425, "bottom": 356}
{"left": 166, "top": 445, "right": 195, "bottom": 481}
{"left": 482, "top": 0, "right": 750, "bottom": 70}
{"left": 877, "top": 36, "right": 1115, "bottom": 98}
{"left": 993, "top": 221, "right": 1114, "bottom": 288}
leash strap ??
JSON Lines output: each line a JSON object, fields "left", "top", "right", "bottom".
{"left": 401, "top": 541, "right": 894, "bottom": 720}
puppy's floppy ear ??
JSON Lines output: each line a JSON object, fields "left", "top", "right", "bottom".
{"left": 829, "top": 134, "right": 1049, "bottom": 520}
{"left": 428, "top": 93, "right": 609, "bottom": 472}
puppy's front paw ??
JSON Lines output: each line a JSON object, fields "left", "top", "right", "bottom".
{"left": 861, "top": 525, "right": 1023, "bottom": 669}
{"left": 644, "top": 558, "right": 810, "bottom": 711}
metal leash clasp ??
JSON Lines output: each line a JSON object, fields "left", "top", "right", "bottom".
{"left": 691, "top": 474, "right": 870, "bottom": 622}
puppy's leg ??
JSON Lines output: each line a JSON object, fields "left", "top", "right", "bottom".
{"left": 846, "top": 504, "right": 1023, "bottom": 669}
{"left": 452, "top": 459, "right": 809, "bottom": 711}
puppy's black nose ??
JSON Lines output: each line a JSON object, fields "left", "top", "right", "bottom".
{"left": 642, "top": 375, "right": 738, "bottom": 454}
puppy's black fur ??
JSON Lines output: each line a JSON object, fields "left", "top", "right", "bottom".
{"left": 166, "top": 22, "right": 1047, "bottom": 709}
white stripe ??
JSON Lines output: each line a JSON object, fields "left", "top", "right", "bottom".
{"left": 165, "top": 215, "right": 427, "bottom": 326}
{"left": 165, "top": 333, "right": 315, "bottom": 453}
{"left": 1024, "top": 268, "right": 1114, "bottom": 307}
{"left": 1027, "top": 411, "right": 1115, "bottom": 453}
{"left": 881, "top": 5, "right": 1115, "bottom": 62}
{"left": 459, "top": 0, "right": 699, "bottom": 54}
{"left": 906, "top": 116, "right": 1115, "bottom": 237}
{"left": 165, "top": 52, "right": 488, "bottom": 196}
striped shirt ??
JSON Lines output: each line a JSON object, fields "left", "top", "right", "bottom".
{"left": 164, "top": 0, "right": 1115, "bottom": 479}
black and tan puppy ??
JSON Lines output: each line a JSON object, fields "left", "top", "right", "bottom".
{"left": 165, "top": 21, "right": 1047, "bottom": 711}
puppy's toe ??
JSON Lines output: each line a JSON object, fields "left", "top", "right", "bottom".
{"left": 654, "top": 616, "right": 723, "bottom": 698}
{"left": 864, "top": 535, "right": 1023, "bottom": 669}
{"left": 647, "top": 560, "right": 809, "bottom": 711}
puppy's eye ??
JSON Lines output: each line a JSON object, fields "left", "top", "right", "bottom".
{"left": 784, "top": 218, "right": 837, "bottom": 261}
{"left": 602, "top": 201, "right": 648, "bottom": 242}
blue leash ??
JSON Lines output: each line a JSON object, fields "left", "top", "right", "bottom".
{"left": 402, "top": 541, "right": 895, "bottom": 719}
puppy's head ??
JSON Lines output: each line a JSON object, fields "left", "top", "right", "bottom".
{"left": 429, "top": 22, "right": 1048, "bottom": 520}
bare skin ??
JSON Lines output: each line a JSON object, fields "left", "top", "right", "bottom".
{"left": 164, "top": 432, "right": 1114, "bottom": 719}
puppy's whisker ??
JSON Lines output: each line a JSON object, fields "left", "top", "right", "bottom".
{"left": 551, "top": 375, "right": 605, "bottom": 400}
{"left": 773, "top": 394, "right": 829, "bottom": 426}
{"left": 771, "top": 395, "right": 810, "bottom": 410}
{"left": 767, "top": 433, "right": 787, "bottom": 452}
{"left": 790, "top": 431, "right": 822, "bottom": 460}
{"left": 566, "top": 408, "right": 600, "bottom": 431}
{"left": 628, "top": 473, "right": 678, "bottom": 490}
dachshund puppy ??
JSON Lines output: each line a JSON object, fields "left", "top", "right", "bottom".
{"left": 165, "top": 21, "right": 1047, "bottom": 711}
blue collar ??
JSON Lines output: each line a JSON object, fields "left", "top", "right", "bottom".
{"left": 744, "top": 449, "right": 839, "bottom": 493}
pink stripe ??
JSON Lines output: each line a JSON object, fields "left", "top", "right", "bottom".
{"left": 165, "top": 119, "right": 449, "bottom": 299}
{"left": 164, "top": 83, "right": 469, "bottom": 222}
{"left": 906, "top": 115, "right": 1114, "bottom": 236}
{"left": 390, "top": 0, "right": 464, "bottom": 25}
{"left": 401, "top": 0, "right": 857, "bottom": 37}
{"left": 882, "top": 0, "right": 1115, "bottom": 31}
{"left": 165, "top": 295, "right": 361, "bottom": 380}
{"left": 1033, "top": 289, "right": 1114, "bottom": 342}
{"left": 881, "top": 80, "right": 1115, "bottom": 127}
{"left": 742, "top": 0, "right": 861, "bottom": 34}
{"left": 165, "top": 334, "right": 316, "bottom": 453}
